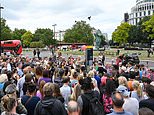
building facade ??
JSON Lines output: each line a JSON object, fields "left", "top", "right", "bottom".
{"left": 128, "top": 0, "right": 154, "bottom": 25}
{"left": 55, "top": 31, "right": 65, "bottom": 41}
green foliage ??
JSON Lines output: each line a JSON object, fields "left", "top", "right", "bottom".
{"left": 12, "top": 28, "right": 27, "bottom": 42}
{"left": 1, "top": 18, "right": 12, "bottom": 40}
{"left": 21, "top": 31, "right": 33, "bottom": 47}
{"left": 112, "top": 22, "right": 131, "bottom": 45}
{"left": 64, "top": 20, "right": 94, "bottom": 45}
{"left": 142, "top": 15, "right": 154, "bottom": 47}
{"left": 30, "top": 41, "right": 45, "bottom": 48}
{"left": 33, "top": 28, "right": 55, "bottom": 46}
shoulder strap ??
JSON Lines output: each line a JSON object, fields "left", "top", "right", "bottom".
{"left": 25, "top": 96, "right": 32, "bottom": 106}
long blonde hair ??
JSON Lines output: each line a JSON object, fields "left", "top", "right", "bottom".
{"left": 132, "top": 80, "right": 142, "bottom": 97}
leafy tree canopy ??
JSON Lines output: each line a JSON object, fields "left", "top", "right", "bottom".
{"left": 64, "top": 20, "right": 94, "bottom": 45}
{"left": 33, "top": 28, "right": 55, "bottom": 46}
{"left": 21, "top": 31, "right": 33, "bottom": 47}
{"left": 1, "top": 18, "right": 12, "bottom": 40}
{"left": 112, "top": 22, "right": 131, "bottom": 45}
{"left": 12, "top": 28, "right": 27, "bottom": 41}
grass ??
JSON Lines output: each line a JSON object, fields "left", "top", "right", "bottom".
{"left": 59, "top": 49, "right": 154, "bottom": 61}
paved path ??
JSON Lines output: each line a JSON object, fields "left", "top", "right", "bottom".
{"left": 23, "top": 50, "right": 154, "bottom": 67}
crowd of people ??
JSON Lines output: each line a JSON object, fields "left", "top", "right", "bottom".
{"left": 0, "top": 51, "right": 154, "bottom": 115}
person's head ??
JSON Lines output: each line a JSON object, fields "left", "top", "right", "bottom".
{"left": 53, "top": 83, "right": 61, "bottom": 97}
{"left": 139, "top": 108, "right": 154, "bottom": 115}
{"left": 118, "top": 76, "right": 128, "bottom": 87}
{"left": 117, "top": 85, "right": 130, "bottom": 97}
{"left": 43, "top": 70, "right": 49, "bottom": 78}
{"left": 105, "top": 79, "right": 116, "bottom": 96}
{"left": 80, "top": 77, "right": 93, "bottom": 91}
{"left": 3, "top": 81, "right": 12, "bottom": 95}
{"left": 35, "top": 66, "right": 43, "bottom": 76}
{"left": 25, "top": 73, "right": 33, "bottom": 82}
{"left": 145, "top": 84, "right": 154, "bottom": 98}
{"left": 0, "top": 74, "right": 8, "bottom": 84}
{"left": 88, "top": 70, "right": 94, "bottom": 78}
{"left": 62, "top": 76, "right": 70, "bottom": 84}
{"left": 43, "top": 83, "right": 54, "bottom": 97}
{"left": 27, "top": 83, "right": 36, "bottom": 94}
{"left": 5, "top": 84, "right": 17, "bottom": 98}
{"left": 111, "top": 91, "right": 124, "bottom": 109}
{"left": 73, "top": 71, "right": 78, "bottom": 79}
{"left": 1, "top": 95, "right": 17, "bottom": 112}
{"left": 67, "top": 101, "right": 80, "bottom": 115}
{"left": 16, "top": 62, "right": 22, "bottom": 69}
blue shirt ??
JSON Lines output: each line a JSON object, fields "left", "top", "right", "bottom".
{"left": 107, "top": 110, "right": 133, "bottom": 115}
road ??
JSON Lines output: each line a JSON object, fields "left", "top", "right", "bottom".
{"left": 22, "top": 50, "right": 154, "bottom": 67}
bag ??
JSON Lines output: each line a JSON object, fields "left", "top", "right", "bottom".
{"left": 102, "top": 94, "right": 112, "bottom": 114}
{"left": 82, "top": 93, "right": 105, "bottom": 115}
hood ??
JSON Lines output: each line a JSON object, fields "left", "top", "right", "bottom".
{"left": 41, "top": 97, "right": 55, "bottom": 109}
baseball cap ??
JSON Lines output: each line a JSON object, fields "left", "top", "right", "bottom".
{"left": 117, "top": 85, "right": 130, "bottom": 97}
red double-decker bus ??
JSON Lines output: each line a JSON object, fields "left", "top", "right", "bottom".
{"left": 1, "top": 40, "right": 22, "bottom": 55}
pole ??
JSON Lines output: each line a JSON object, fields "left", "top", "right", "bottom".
{"left": 52, "top": 24, "right": 57, "bottom": 53}
{"left": 52, "top": 24, "right": 57, "bottom": 40}
{"left": 0, "top": 4, "right": 4, "bottom": 56}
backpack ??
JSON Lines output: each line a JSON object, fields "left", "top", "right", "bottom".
{"left": 102, "top": 93, "right": 112, "bottom": 114}
{"left": 82, "top": 93, "right": 105, "bottom": 115}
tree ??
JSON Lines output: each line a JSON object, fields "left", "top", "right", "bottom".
{"left": 128, "top": 25, "right": 138, "bottom": 44}
{"left": 112, "top": 22, "right": 131, "bottom": 45}
{"left": 64, "top": 20, "right": 94, "bottom": 45}
{"left": 1, "top": 18, "right": 12, "bottom": 40}
{"left": 33, "top": 28, "right": 55, "bottom": 46}
{"left": 12, "top": 28, "right": 27, "bottom": 42}
{"left": 143, "top": 15, "right": 154, "bottom": 48}
{"left": 21, "top": 31, "right": 33, "bottom": 47}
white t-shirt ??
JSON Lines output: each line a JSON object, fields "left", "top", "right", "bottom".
{"left": 123, "top": 97, "right": 139, "bottom": 115}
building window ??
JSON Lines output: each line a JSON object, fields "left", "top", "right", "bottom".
{"left": 144, "top": 11, "right": 146, "bottom": 16}
{"left": 148, "top": 10, "right": 151, "bottom": 15}
{"left": 136, "top": 13, "right": 138, "bottom": 17}
{"left": 140, "top": 12, "right": 142, "bottom": 16}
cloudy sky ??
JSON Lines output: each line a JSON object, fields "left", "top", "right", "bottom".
{"left": 1, "top": 0, "right": 136, "bottom": 39}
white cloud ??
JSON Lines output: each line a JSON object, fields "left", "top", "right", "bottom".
{"left": 1, "top": 0, "right": 136, "bottom": 39}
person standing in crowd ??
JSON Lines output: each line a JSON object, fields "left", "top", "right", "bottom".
{"left": 1, "top": 84, "right": 27, "bottom": 114}
{"left": 53, "top": 83, "right": 64, "bottom": 104}
{"left": 139, "top": 107, "right": 154, "bottom": 115}
{"left": 60, "top": 76, "right": 72, "bottom": 106}
{"left": 117, "top": 85, "right": 139, "bottom": 115}
{"left": 21, "top": 83, "right": 40, "bottom": 115}
{"left": 139, "top": 84, "right": 154, "bottom": 111}
{"left": 1, "top": 95, "right": 26, "bottom": 115}
{"left": 77, "top": 77, "right": 100, "bottom": 115}
{"left": 16, "top": 62, "right": 24, "bottom": 78}
{"left": 33, "top": 49, "right": 36, "bottom": 57}
{"left": 36, "top": 80, "right": 46, "bottom": 100}
{"left": 102, "top": 79, "right": 116, "bottom": 114}
{"left": 67, "top": 101, "right": 80, "bottom": 115}
{"left": 34, "top": 83, "right": 67, "bottom": 115}
{"left": 131, "top": 80, "right": 143, "bottom": 101}
{"left": 37, "top": 49, "right": 40, "bottom": 59}
{"left": 108, "top": 91, "right": 133, "bottom": 115}
{"left": 38, "top": 70, "right": 51, "bottom": 86}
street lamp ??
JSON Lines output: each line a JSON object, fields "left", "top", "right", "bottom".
{"left": 52, "top": 24, "right": 57, "bottom": 40}
{"left": 0, "top": 4, "right": 4, "bottom": 56}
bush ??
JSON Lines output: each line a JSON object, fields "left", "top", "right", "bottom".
{"left": 30, "top": 41, "right": 45, "bottom": 48}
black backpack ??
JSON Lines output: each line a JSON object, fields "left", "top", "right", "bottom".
{"left": 82, "top": 93, "right": 105, "bottom": 115}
